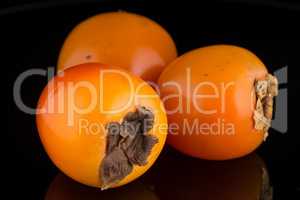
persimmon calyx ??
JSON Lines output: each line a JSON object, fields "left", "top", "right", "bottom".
{"left": 253, "top": 74, "right": 278, "bottom": 140}
{"left": 100, "top": 106, "right": 158, "bottom": 190}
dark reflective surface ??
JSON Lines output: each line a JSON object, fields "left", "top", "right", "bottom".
{"left": 44, "top": 150, "right": 271, "bottom": 200}
{"left": 7, "top": 0, "right": 299, "bottom": 199}
{"left": 45, "top": 173, "right": 159, "bottom": 200}
{"left": 150, "top": 151, "right": 272, "bottom": 200}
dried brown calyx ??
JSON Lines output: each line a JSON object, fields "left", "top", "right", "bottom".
{"left": 253, "top": 74, "right": 278, "bottom": 140}
{"left": 100, "top": 106, "right": 158, "bottom": 190}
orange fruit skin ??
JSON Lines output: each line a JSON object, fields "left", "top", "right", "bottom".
{"left": 158, "top": 45, "right": 268, "bottom": 160}
{"left": 57, "top": 11, "right": 177, "bottom": 83}
{"left": 36, "top": 63, "right": 167, "bottom": 188}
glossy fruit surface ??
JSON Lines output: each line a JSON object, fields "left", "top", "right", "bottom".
{"left": 36, "top": 63, "right": 167, "bottom": 188}
{"left": 57, "top": 11, "right": 177, "bottom": 82}
{"left": 158, "top": 45, "right": 271, "bottom": 160}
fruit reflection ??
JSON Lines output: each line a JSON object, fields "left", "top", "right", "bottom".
{"left": 151, "top": 152, "right": 272, "bottom": 200}
{"left": 45, "top": 152, "right": 272, "bottom": 200}
{"left": 45, "top": 173, "right": 159, "bottom": 200}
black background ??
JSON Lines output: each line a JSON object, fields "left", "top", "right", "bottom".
{"left": 5, "top": 0, "right": 300, "bottom": 199}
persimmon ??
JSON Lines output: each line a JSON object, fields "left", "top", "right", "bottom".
{"left": 158, "top": 45, "right": 278, "bottom": 160}
{"left": 57, "top": 11, "right": 177, "bottom": 83}
{"left": 36, "top": 63, "right": 167, "bottom": 189}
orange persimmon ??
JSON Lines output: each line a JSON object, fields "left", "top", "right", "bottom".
{"left": 36, "top": 63, "right": 167, "bottom": 189}
{"left": 158, "top": 45, "right": 278, "bottom": 160}
{"left": 57, "top": 11, "right": 177, "bottom": 83}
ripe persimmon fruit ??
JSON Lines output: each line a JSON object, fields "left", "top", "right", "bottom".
{"left": 36, "top": 63, "right": 168, "bottom": 189}
{"left": 57, "top": 11, "right": 177, "bottom": 83}
{"left": 158, "top": 45, "right": 278, "bottom": 160}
